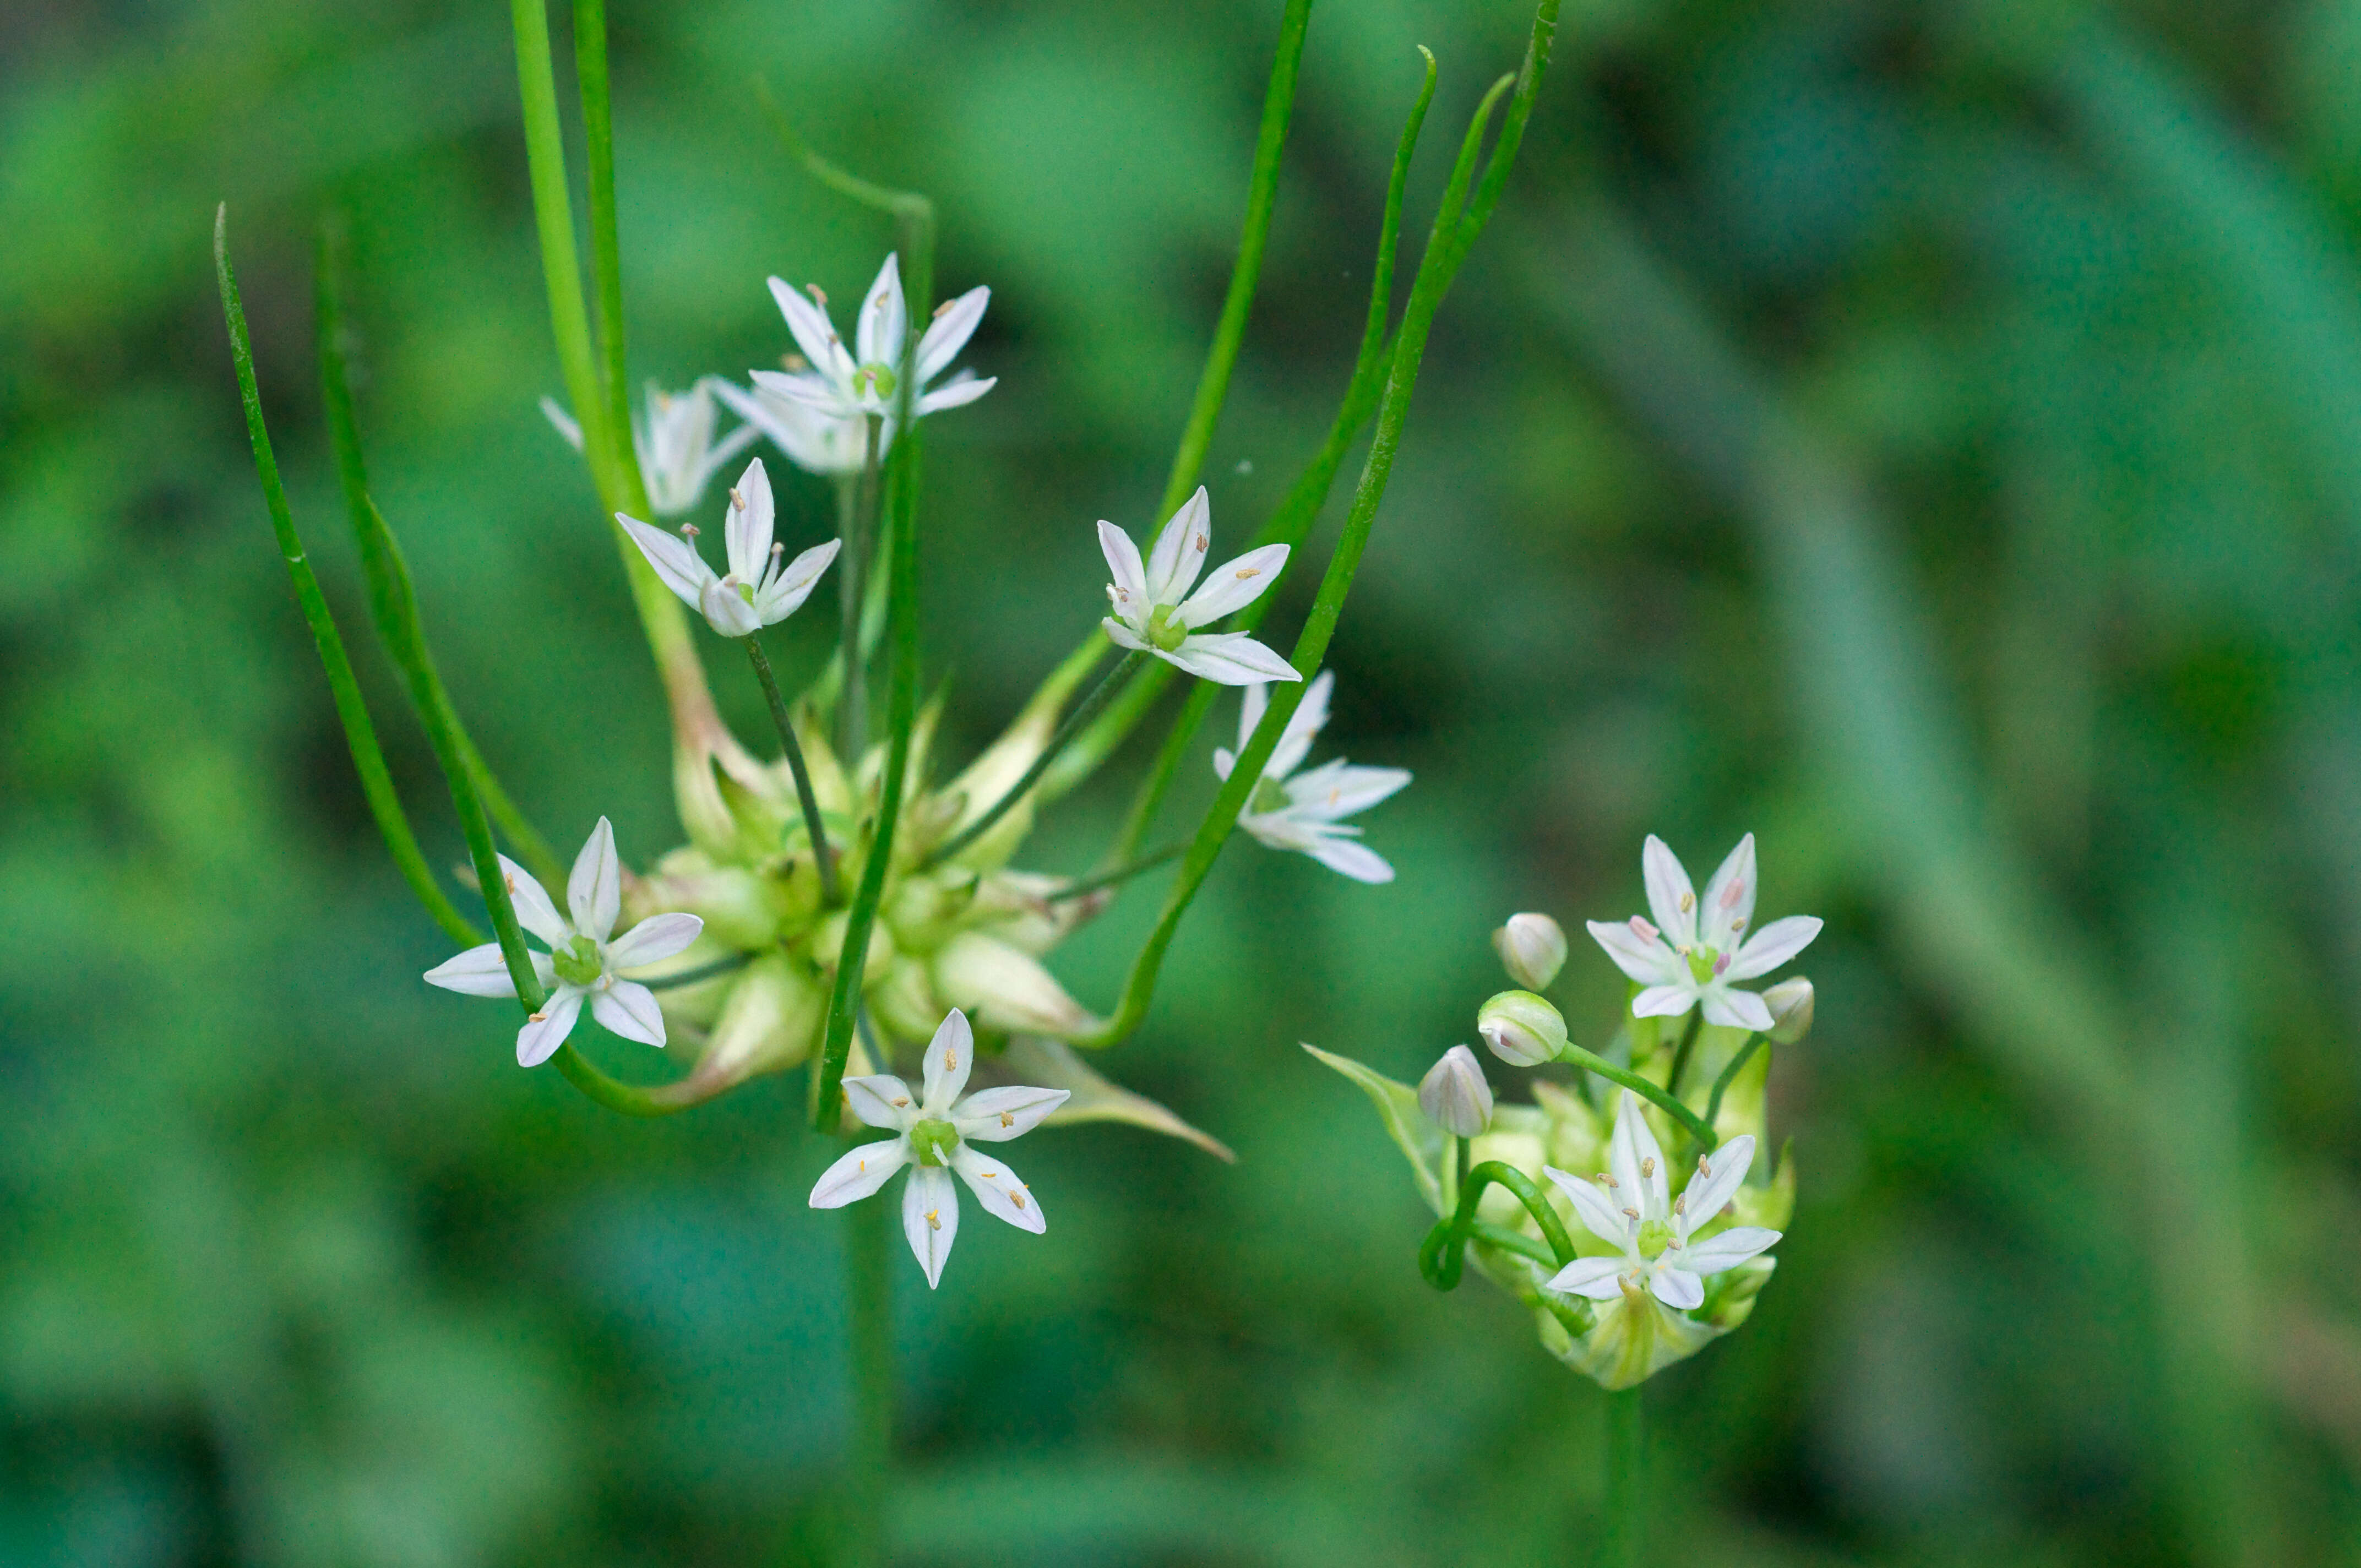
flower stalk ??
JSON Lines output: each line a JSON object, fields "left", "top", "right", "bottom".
{"left": 924, "top": 651, "right": 1147, "bottom": 869}
{"left": 744, "top": 636, "right": 841, "bottom": 904}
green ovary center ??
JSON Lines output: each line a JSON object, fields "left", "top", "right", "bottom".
{"left": 1145, "top": 604, "right": 1189, "bottom": 653}
{"left": 1637, "top": 1219, "right": 1674, "bottom": 1259}
{"left": 909, "top": 1118, "right": 961, "bottom": 1167}
{"left": 1685, "top": 946, "right": 1721, "bottom": 986}
{"left": 852, "top": 363, "right": 898, "bottom": 399}
{"left": 551, "top": 935, "right": 603, "bottom": 988}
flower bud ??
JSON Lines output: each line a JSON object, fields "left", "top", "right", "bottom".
{"left": 1418, "top": 1044, "right": 1494, "bottom": 1136}
{"left": 869, "top": 955, "right": 944, "bottom": 1044}
{"left": 1477, "top": 989, "right": 1568, "bottom": 1067}
{"left": 933, "top": 931, "right": 1103, "bottom": 1038}
{"left": 692, "top": 952, "right": 826, "bottom": 1092}
{"left": 627, "top": 852, "right": 785, "bottom": 950}
{"left": 1762, "top": 977, "right": 1814, "bottom": 1044}
{"left": 1492, "top": 912, "right": 1567, "bottom": 990}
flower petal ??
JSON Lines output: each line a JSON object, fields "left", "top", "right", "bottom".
{"left": 843, "top": 1074, "right": 920, "bottom": 1130}
{"left": 567, "top": 818, "right": 622, "bottom": 941}
{"left": 618, "top": 515, "right": 714, "bottom": 609}
{"left": 425, "top": 942, "right": 525, "bottom": 998}
{"left": 1102, "top": 617, "right": 1150, "bottom": 652}
{"left": 1265, "top": 669, "right": 1328, "bottom": 780}
{"left": 915, "top": 373, "right": 995, "bottom": 414}
{"left": 1633, "top": 983, "right": 1697, "bottom": 1019}
{"left": 1097, "top": 521, "right": 1147, "bottom": 616}
{"left": 856, "top": 253, "right": 906, "bottom": 371}
{"left": 921, "top": 1008, "right": 975, "bottom": 1112}
{"left": 755, "top": 538, "right": 842, "bottom": 626}
{"left": 699, "top": 573, "right": 763, "bottom": 638}
{"left": 1281, "top": 758, "right": 1410, "bottom": 821}
{"left": 1545, "top": 1165, "right": 1635, "bottom": 1249}
{"left": 722, "top": 457, "right": 774, "bottom": 584}
{"left": 810, "top": 1136, "right": 910, "bottom": 1208}
{"left": 590, "top": 980, "right": 666, "bottom": 1047}
{"left": 915, "top": 285, "right": 988, "bottom": 384}
{"left": 516, "top": 987, "right": 583, "bottom": 1068}
{"left": 1642, "top": 835, "right": 1698, "bottom": 947}
{"left": 901, "top": 1163, "right": 959, "bottom": 1289}
{"left": 1146, "top": 487, "right": 1211, "bottom": 604}
{"left": 1161, "top": 632, "right": 1301, "bottom": 686}
{"left": 1610, "top": 1092, "right": 1669, "bottom": 1217}
{"left": 766, "top": 276, "right": 852, "bottom": 384}
{"left": 953, "top": 1085, "right": 1070, "bottom": 1142}
{"left": 1177, "top": 543, "right": 1288, "bottom": 629}
{"left": 1677, "top": 1225, "right": 1780, "bottom": 1275}
{"left": 1546, "top": 1256, "right": 1629, "bottom": 1300}
{"left": 747, "top": 366, "right": 849, "bottom": 415}
{"left": 1678, "top": 1134, "right": 1754, "bottom": 1235}
{"left": 1587, "top": 919, "right": 1683, "bottom": 986}
{"left": 1649, "top": 1266, "right": 1705, "bottom": 1310}
{"left": 1700, "top": 833, "right": 1757, "bottom": 953}
{"left": 1302, "top": 834, "right": 1394, "bottom": 884}
{"left": 498, "top": 855, "right": 570, "bottom": 947}
{"left": 950, "top": 1144, "right": 1046, "bottom": 1234}
{"left": 1701, "top": 986, "right": 1774, "bottom": 1032}
{"left": 605, "top": 912, "right": 705, "bottom": 970}
{"left": 1233, "top": 678, "right": 1270, "bottom": 765}
{"left": 540, "top": 395, "right": 585, "bottom": 451}
{"left": 1723, "top": 915, "right": 1823, "bottom": 981}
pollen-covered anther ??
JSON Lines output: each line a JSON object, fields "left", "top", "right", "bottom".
{"left": 925, "top": 1208, "right": 941, "bottom": 1231}
{"left": 1622, "top": 1205, "right": 1642, "bottom": 1219}
{"left": 806, "top": 284, "right": 827, "bottom": 306}
{"left": 1680, "top": 891, "right": 1695, "bottom": 913}
{"left": 679, "top": 524, "right": 700, "bottom": 538}
{"left": 893, "top": 1097, "right": 910, "bottom": 1108}
{"left": 730, "top": 487, "right": 746, "bottom": 511}
{"left": 1597, "top": 1172, "right": 1617, "bottom": 1188}
{"left": 1640, "top": 1157, "right": 1655, "bottom": 1178}
{"left": 1011, "top": 1192, "right": 1026, "bottom": 1210}
{"left": 999, "top": 1111, "right": 1014, "bottom": 1128}
{"left": 932, "top": 297, "right": 956, "bottom": 318}
{"left": 1236, "top": 566, "right": 1260, "bottom": 579}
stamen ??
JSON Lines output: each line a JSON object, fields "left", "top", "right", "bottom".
{"left": 1673, "top": 1194, "right": 1686, "bottom": 1215}
{"left": 1597, "top": 1172, "right": 1617, "bottom": 1188}
{"left": 1012, "top": 1193, "right": 1027, "bottom": 1210}
{"left": 529, "top": 1011, "right": 547, "bottom": 1023}
{"left": 770, "top": 542, "right": 785, "bottom": 556}
{"left": 1640, "top": 1157, "right": 1655, "bottom": 1178}
{"left": 1732, "top": 917, "right": 1747, "bottom": 933}
{"left": 782, "top": 353, "right": 809, "bottom": 372}
{"left": 679, "top": 524, "right": 700, "bottom": 538}
{"left": 924, "top": 1209, "right": 940, "bottom": 1231}
{"left": 932, "top": 298, "right": 956, "bottom": 318}
{"left": 1713, "top": 952, "right": 1731, "bottom": 976}
{"left": 1721, "top": 876, "right": 1745, "bottom": 909}
{"left": 892, "top": 1097, "right": 910, "bottom": 1108}
{"left": 504, "top": 873, "right": 518, "bottom": 893}
{"left": 1622, "top": 1206, "right": 1642, "bottom": 1219}
{"left": 1679, "top": 891, "right": 1694, "bottom": 913}
{"left": 1697, "top": 1156, "right": 1711, "bottom": 1176}
{"left": 1235, "top": 567, "right": 1261, "bottom": 579}
{"left": 1195, "top": 533, "right": 1208, "bottom": 552}
{"left": 999, "top": 1112, "right": 1014, "bottom": 1128}
{"left": 944, "top": 1050, "right": 958, "bottom": 1072}
{"left": 806, "top": 284, "right": 828, "bottom": 306}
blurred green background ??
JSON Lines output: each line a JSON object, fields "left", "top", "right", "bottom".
{"left": 7, "top": 0, "right": 2360, "bottom": 1562}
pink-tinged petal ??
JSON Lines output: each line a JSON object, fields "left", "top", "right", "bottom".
{"left": 1301, "top": 835, "right": 1394, "bottom": 884}
{"left": 950, "top": 1145, "right": 1046, "bottom": 1234}
{"left": 915, "top": 374, "right": 995, "bottom": 415}
{"left": 605, "top": 912, "right": 704, "bottom": 970}
{"left": 843, "top": 1074, "right": 920, "bottom": 1131}
{"left": 915, "top": 285, "right": 989, "bottom": 383}
{"left": 810, "top": 1136, "right": 910, "bottom": 1207}
{"left": 619, "top": 514, "right": 715, "bottom": 609}
{"left": 1146, "top": 487, "right": 1211, "bottom": 604}
{"left": 754, "top": 538, "right": 841, "bottom": 625}
{"left": 1546, "top": 1256, "right": 1629, "bottom": 1300}
{"left": 1177, "top": 543, "right": 1289, "bottom": 628}
{"left": 1160, "top": 632, "right": 1301, "bottom": 686}
{"left": 1609, "top": 1092, "right": 1669, "bottom": 1216}
{"left": 921, "top": 1009, "right": 975, "bottom": 1112}
{"left": 1701, "top": 987, "right": 1774, "bottom": 1033}
{"left": 1587, "top": 918, "right": 1683, "bottom": 986}
{"left": 497, "top": 854, "right": 570, "bottom": 947}
{"left": 1723, "top": 915, "right": 1823, "bottom": 981}
{"left": 1282, "top": 759, "right": 1410, "bottom": 822}
{"left": 901, "top": 1164, "right": 959, "bottom": 1289}
{"left": 1632, "top": 983, "right": 1697, "bottom": 1019}
{"left": 1097, "top": 521, "right": 1147, "bottom": 611}
{"left": 590, "top": 981, "right": 666, "bottom": 1047}
{"left": 953, "top": 1086, "right": 1070, "bottom": 1142}
{"left": 1265, "top": 669, "right": 1329, "bottom": 780}
{"left": 516, "top": 988, "right": 584, "bottom": 1067}
{"left": 1649, "top": 1266, "right": 1705, "bottom": 1310}
{"left": 1641, "top": 835, "right": 1698, "bottom": 946}
{"left": 856, "top": 253, "right": 906, "bottom": 369}
{"left": 567, "top": 818, "right": 622, "bottom": 941}
{"left": 1677, "top": 1226, "right": 1780, "bottom": 1275}
{"left": 1678, "top": 1135, "right": 1754, "bottom": 1235}
{"left": 722, "top": 458, "right": 774, "bottom": 583}
{"left": 1700, "top": 834, "right": 1757, "bottom": 952}
{"left": 1545, "top": 1166, "right": 1635, "bottom": 1248}
{"left": 425, "top": 942, "right": 524, "bottom": 998}
{"left": 766, "top": 276, "right": 852, "bottom": 383}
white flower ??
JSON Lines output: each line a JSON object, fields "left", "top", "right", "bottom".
{"left": 1418, "top": 1044, "right": 1493, "bottom": 1136}
{"left": 1585, "top": 834, "right": 1821, "bottom": 1032}
{"left": 708, "top": 376, "right": 879, "bottom": 478}
{"left": 808, "top": 1009, "right": 1070, "bottom": 1289}
{"left": 617, "top": 458, "right": 840, "bottom": 638}
{"left": 1100, "top": 488, "right": 1299, "bottom": 687}
{"left": 1543, "top": 1092, "right": 1781, "bottom": 1310}
{"left": 750, "top": 253, "right": 994, "bottom": 422}
{"left": 424, "top": 818, "right": 704, "bottom": 1068}
{"left": 542, "top": 380, "right": 758, "bottom": 516}
{"left": 1212, "top": 671, "right": 1406, "bottom": 881}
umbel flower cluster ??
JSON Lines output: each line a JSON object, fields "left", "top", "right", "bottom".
{"left": 1313, "top": 835, "right": 1818, "bottom": 1387}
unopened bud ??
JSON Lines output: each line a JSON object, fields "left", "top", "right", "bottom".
{"left": 1418, "top": 1044, "right": 1494, "bottom": 1136}
{"left": 1492, "top": 912, "right": 1567, "bottom": 990}
{"left": 1762, "top": 977, "right": 1814, "bottom": 1044}
{"left": 1477, "top": 989, "right": 1568, "bottom": 1068}
{"left": 694, "top": 952, "right": 826, "bottom": 1091}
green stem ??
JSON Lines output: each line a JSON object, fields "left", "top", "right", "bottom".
{"left": 1557, "top": 1041, "right": 1718, "bottom": 1151}
{"left": 1605, "top": 1387, "right": 1646, "bottom": 1568}
{"left": 217, "top": 209, "right": 479, "bottom": 951}
{"left": 841, "top": 1192, "right": 893, "bottom": 1568}
{"left": 1662, "top": 1011, "right": 1702, "bottom": 1099}
{"left": 1155, "top": 0, "right": 1314, "bottom": 519}
{"left": 641, "top": 952, "right": 751, "bottom": 992}
{"left": 746, "top": 638, "right": 841, "bottom": 904}
{"left": 842, "top": 423, "right": 878, "bottom": 761}
{"left": 1418, "top": 1159, "right": 1577, "bottom": 1289}
{"left": 925, "top": 651, "right": 1145, "bottom": 868}
{"left": 573, "top": 0, "right": 632, "bottom": 451}
{"left": 1045, "top": 840, "right": 1189, "bottom": 903}
{"left": 1702, "top": 1033, "right": 1766, "bottom": 1132}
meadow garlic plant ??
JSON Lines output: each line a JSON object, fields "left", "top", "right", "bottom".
{"left": 215, "top": 0, "right": 1566, "bottom": 1559}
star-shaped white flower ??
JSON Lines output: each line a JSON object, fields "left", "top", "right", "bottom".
{"left": 1586, "top": 834, "right": 1821, "bottom": 1032}
{"left": 618, "top": 458, "right": 840, "bottom": 638}
{"left": 1543, "top": 1092, "right": 1781, "bottom": 1310}
{"left": 750, "top": 253, "right": 994, "bottom": 422}
{"left": 424, "top": 818, "right": 704, "bottom": 1067}
{"left": 542, "top": 379, "right": 758, "bottom": 517}
{"left": 1098, "top": 488, "right": 1299, "bottom": 686}
{"left": 708, "top": 376, "right": 879, "bottom": 477}
{"left": 808, "top": 1010, "right": 1070, "bottom": 1289}
{"left": 1213, "top": 671, "right": 1408, "bottom": 883}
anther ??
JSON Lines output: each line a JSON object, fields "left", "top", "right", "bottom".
{"left": 932, "top": 298, "right": 956, "bottom": 318}
{"left": 504, "top": 873, "right": 518, "bottom": 893}
{"left": 1235, "top": 567, "right": 1260, "bottom": 579}
{"left": 999, "top": 1111, "right": 1014, "bottom": 1128}
{"left": 679, "top": 524, "right": 700, "bottom": 538}
{"left": 1640, "top": 1157, "right": 1655, "bottom": 1178}
{"left": 945, "top": 1050, "right": 958, "bottom": 1071}
{"left": 1195, "top": 533, "right": 1207, "bottom": 552}
{"left": 1597, "top": 1172, "right": 1617, "bottom": 1188}
{"left": 806, "top": 284, "right": 828, "bottom": 306}
{"left": 1012, "top": 1193, "right": 1027, "bottom": 1210}
{"left": 1622, "top": 1206, "right": 1642, "bottom": 1219}
{"left": 893, "top": 1097, "right": 910, "bottom": 1108}
{"left": 782, "top": 353, "right": 809, "bottom": 372}
{"left": 1680, "top": 891, "right": 1695, "bottom": 913}
{"left": 730, "top": 488, "right": 746, "bottom": 511}
{"left": 529, "top": 1011, "right": 547, "bottom": 1023}
{"left": 925, "top": 1209, "right": 940, "bottom": 1231}
{"left": 771, "top": 541, "right": 785, "bottom": 556}
{"left": 1673, "top": 1194, "right": 1686, "bottom": 1215}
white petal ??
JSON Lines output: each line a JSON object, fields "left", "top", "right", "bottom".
{"left": 1146, "top": 487, "right": 1212, "bottom": 605}
{"left": 1649, "top": 1266, "right": 1705, "bottom": 1310}
{"left": 540, "top": 395, "right": 585, "bottom": 451}
{"left": 915, "top": 285, "right": 989, "bottom": 383}
{"left": 1724, "top": 915, "right": 1824, "bottom": 981}
{"left": 1586, "top": 918, "right": 1684, "bottom": 987}
{"left": 843, "top": 1074, "right": 921, "bottom": 1131}
{"left": 856, "top": 253, "right": 906, "bottom": 370}
{"left": 1546, "top": 1256, "right": 1629, "bottom": 1300}
{"left": 1177, "top": 542, "right": 1288, "bottom": 628}
{"left": 953, "top": 1085, "right": 1070, "bottom": 1142}
{"left": 1212, "top": 746, "right": 1238, "bottom": 782}
{"left": 1699, "top": 833, "right": 1757, "bottom": 953}
{"left": 591, "top": 981, "right": 666, "bottom": 1046}
{"left": 1678, "top": 1135, "right": 1755, "bottom": 1235}
{"left": 914, "top": 373, "right": 995, "bottom": 414}
{"left": 810, "top": 1136, "right": 910, "bottom": 1208}
{"left": 902, "top": 1164, "right": 959, "bottom": 1289}
{"left": 1103, "top": 617, "right": 1150, "bottom": 652}
{"left": 754, "top": 538, "right": 842, "bottom": 626}
{"left": 1701, "top": 986, "right": 1774, "bottom": 1032}
{"left": 950, "top": 1144, "right": 1046, "bottom": 1234}
{"left": 1234, "top": 679, "right": 1270, "bottom": 766}
{"left": 497, "top": 855, "right": 570, "bottom": 947}
{"left": 1265, "top": 669, "right": 1328, "bottom": 780}
{"left": 1677, "top": 1225, "right": 1780, "bottom": 1275}
{"left": 605, "top": 912, "right": 704, "bottom": 970}
{"left": 1097, "top": 521, "right": 1147, "bottom": 613}
{"left": 516, "top": 988, "right": 583, "bottom": 1067}
{"left": 921, "top": 1008, "right": 975, "bottom": 1112}
{"left": 1610, "top": 1092, "right": 1669, "bottom": 1217}
{"left": 619, "top": 515, "right": 715, "bottom": 609}
{"left": 722, "top": 458, "right": 774, "bottom": 584}
{"left": 768, "top": 275, "right": 852, "bottom": 384}
{"left": 1545, "top": 1166, "right": 1636, "bottom": 1249}
{"left": 1641, "top": 835, "right": 1698, "bottom": 947}
{"left": 425, "top": 942, "right": 524, "bottom": 998}
{"left": 1302, "top": 835, "right": 1395, "bottom": 884}
{"left": 1633, "top": 983, "right": 1698, "bottom": 1019}
{"left": 747, "top": 366, "right": 850, "bottom": 415}
{"left": 567, "top": 818, "right": 622, "bottom": 941}
{"left": 1281, "top": 758, "right": 1410, "bottom": 821}
{"left": 1161, "top": 632, "right": 1301, "bottom": 686}
{"left": 700, "top": 574, "right": 764, "bottom": 638}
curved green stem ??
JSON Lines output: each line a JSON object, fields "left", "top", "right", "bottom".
{"left": 924, "top": 652, "right": 1144, "bottom": 868}
{"left": 1557, "top": 1041, "right": 1718, "bottom": 1151}
{"left": 1662, "top": 1010, "right": 1702, "bottom": 1098}
{"left": 1702, "top": 1032, "right": 1766, "bottom": 1132}
{"left": 1045, "top": 840, "right": 1189, "bottom": 904}
{"left": 746, "top": 638, "right": 841, "bottom": 904}
{"left": 1418, "top": 1159, "right": 1577, "bottom": 1290}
